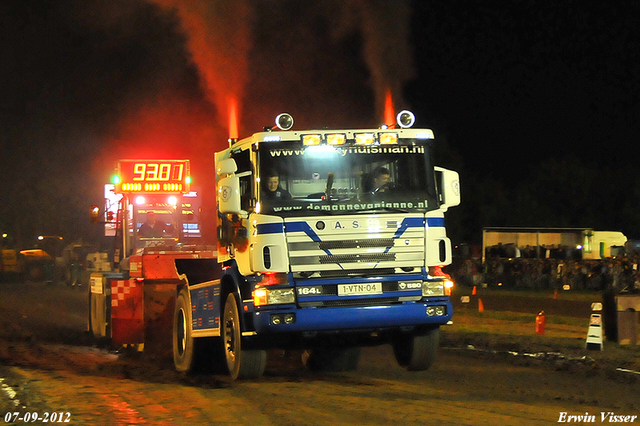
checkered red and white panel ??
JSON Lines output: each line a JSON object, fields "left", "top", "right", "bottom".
{"left": 111, "top": 280, "right": 138, "bottom": 307}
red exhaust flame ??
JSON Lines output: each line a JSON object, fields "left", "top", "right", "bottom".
{"left": 228, "top": 96, "right": 238, "bottom": 140}
{"left": 384, "top": 88, "right": 395, "bottom": 126}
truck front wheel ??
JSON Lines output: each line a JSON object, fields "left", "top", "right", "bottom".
{"left": 392, "top": 327, "right": 440, "bottom": 371}
{"left": 222, "top": 292, "right": 266, "bottom": 380}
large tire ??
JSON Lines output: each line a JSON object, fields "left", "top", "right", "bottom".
{"left": 222, "top": 292, "right": 267, "bottom": 380}
{"left": 392, "top": 327, "right": 439, "bottom": 371}
{"left": 173, "top": 288, "right": 198, "bottom": 373}
{"left": 25, "top": 263, "right": 44, "bottom": 282}
{"left": 302, "top": 347, "right": 361, "bottom": 372}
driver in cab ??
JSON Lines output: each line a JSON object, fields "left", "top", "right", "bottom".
{"left": 261, "top": 170, "right": 292, "bottom": 201}
{"left": 138, "top": 211, "right": 175, "bottom": 238}
{"left": 372, "top": 167, "right": 391, "bottom": 193}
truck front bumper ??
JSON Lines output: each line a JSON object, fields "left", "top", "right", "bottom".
{"left": 252, "top": 299, "right": 452, "bottom": 334}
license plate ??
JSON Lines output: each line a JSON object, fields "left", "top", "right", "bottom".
{"left": 338, "top": 282, "right": 383, "bottom": 296}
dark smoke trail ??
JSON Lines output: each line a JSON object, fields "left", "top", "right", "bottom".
{"left": 323, "top": 0, "right": 416, "bottom": 122}
{"left": 150, "top": 0, "right": 253, "bottom": 136}
{"left": 151, "top": 0, "right": 414, "bottom": 129}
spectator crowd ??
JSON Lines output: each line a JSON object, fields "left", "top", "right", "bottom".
{"left": 450, "top": 244, "right": 640, "bottom": 293}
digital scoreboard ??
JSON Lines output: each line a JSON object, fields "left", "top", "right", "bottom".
{"left": 114, "top": 160, "right": 191, "bottom": 194}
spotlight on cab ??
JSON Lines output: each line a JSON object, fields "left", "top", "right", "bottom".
{"left": 275, "top": 113, "right": 294, "bottom": 131}
{"left": 396, "top": 110, "right": 415, "bottom": 128}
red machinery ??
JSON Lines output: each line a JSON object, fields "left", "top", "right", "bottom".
{"left": 88, "top": 159, "right": 214, "bottom": 355}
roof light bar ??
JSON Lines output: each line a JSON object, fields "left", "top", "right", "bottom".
{"left": 355, "top": 133, "right": 375, "bottom": 145}
{"left": 326, "top": 133, "right": 346, "bottom": 145}
{"left": 302, "top": 134, "right": 322, "bottom": 146}
{"left": 379, "top": 133, "right": 398, "bottom": 144}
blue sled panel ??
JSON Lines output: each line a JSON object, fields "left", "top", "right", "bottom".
{"left": 190, "top": 283, "right": 221, "bottom": 331}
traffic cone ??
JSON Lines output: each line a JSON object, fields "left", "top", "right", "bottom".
{"left": 472, "top": 286, "right": 477, "bottom": 295}
{"left": 478, "top": 298, "right": 484, "bottom": 312}
{"left": 553, "top": 289, "right": 558, "bottom": 300}
{"left": 535, "top": 311, "right": 545, "bottom": 335}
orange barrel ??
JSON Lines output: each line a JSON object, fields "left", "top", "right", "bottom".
{"left": 535, "top": 311, "right": 545, "bottom": 335}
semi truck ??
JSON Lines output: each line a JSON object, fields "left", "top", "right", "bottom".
{"left": 90, "top": 111, "right": 461, "bottom": 380}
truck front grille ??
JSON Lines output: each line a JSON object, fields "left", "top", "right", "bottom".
{"left": 318, "top": 238, "right": 394, "bottom": 250}
{"left": 319, "top": 253, "right": 396, "bottom": 264}
{"left": 286, "top": 220, "right": 425, "bottom": 273}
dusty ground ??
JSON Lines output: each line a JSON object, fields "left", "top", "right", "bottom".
{"left": 447, "top": 289, "right": 640, "bottom": 374}
{"left": 0, "top": 281, "right": 639, "bottom": 425}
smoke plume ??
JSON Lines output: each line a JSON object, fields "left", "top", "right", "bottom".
{"left": 151, "top": 0, "right": 415, "bottom": 129}
{"left": 325, "top": 0, "right": 415, "bottom": 122}
{"left": 150, "top": 0, "right": 253, "bottom": 137}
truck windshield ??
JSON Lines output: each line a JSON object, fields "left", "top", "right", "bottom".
{"left": 257, "top": 140, "right": 439, "bottom": 216}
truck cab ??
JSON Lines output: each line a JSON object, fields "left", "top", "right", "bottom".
{"left": 184, "top": 111, "right": 461, "bottom": 379}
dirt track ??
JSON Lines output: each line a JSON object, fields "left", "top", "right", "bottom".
{"left": 1, "top": 281, "right": 639, "bottom": 425}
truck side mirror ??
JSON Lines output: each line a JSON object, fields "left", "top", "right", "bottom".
{"left": 217, "top": 158, "right": 237, "bottom": 175}
{"left": 217, "top": 159, "right": 241, "bottom": 214}
{"left": 434, "top": 167, "right": 461, "bottom": 211}
{"left": 218, "top": 176, "right": 241, "bottom": 214}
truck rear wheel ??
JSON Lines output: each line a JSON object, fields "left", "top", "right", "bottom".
{"left": 222, "top": 292, "right": 266, "bottom": 380}
{"left": 173, "top": 288, "right": 199, "bottom": 373}
{"left": 392, "top": 327, "right": 439, "bottom": 371}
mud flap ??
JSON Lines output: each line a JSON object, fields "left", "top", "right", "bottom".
{"left": 143, "top": 283, "right": 178, "bottom": 360}
{"left": 111, "top": 279, "right": 144, "bottom": 346}
{"left": 89, "top": 292, "right": 109, "bottom": 337}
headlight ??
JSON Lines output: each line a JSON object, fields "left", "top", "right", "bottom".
{"left": 253, "top": 288, "right": 295, "bottom": 306}
{"left": 422, "top": 281, "right": 445, "bottom": 296}
{"left": 444, "top": 279, "right": 454, "bottom": 296}
{"left": 426, "top": 306, "right": 447, "bottom": 316}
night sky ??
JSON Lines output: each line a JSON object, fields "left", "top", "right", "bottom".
{"left": 409, "top": 1, "right": 640, "bottom": 180}
{"left": 1, "top": 0, "right": 639, "bottom": 248}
